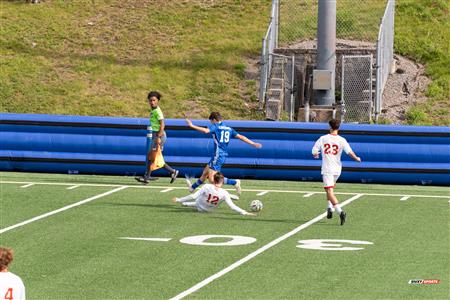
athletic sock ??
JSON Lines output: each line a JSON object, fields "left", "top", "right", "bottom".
{"left": 192, "top": 179, "right": 204, "bottom": 190}
{"left": 224, "top": 177, "right": 237, "bottom": 185}
{"left": 334, "top": 204, "right": 342, "bottom": 214}
{"left": 164, "top": 164, "right": 175, "bottom": 174}
{"left": 327, "top": 201, "right": 333, "bottom": 210}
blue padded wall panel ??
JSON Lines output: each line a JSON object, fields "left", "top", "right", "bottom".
{"left": 1, "top": 113, "right": 449, "bottom": 185}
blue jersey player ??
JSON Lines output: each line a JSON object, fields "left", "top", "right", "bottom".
{"left": 185, "top": 112, "right": 262, "bottom": 195}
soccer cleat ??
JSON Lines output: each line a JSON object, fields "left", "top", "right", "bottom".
{"left": 185, "top": 175, "right": 194, "bottom": 193}
{"left": 170, "top": 169, "right": 179, "bottom": 184}
{"left": 234, "top": 179, "right": 241, "bottom": 195}
{"left": 135, "top": 175, "right": 158, "bottom": 184}
{"left": 229, "top": 194, "right": 240, "bottom": 201}
{"left": 135, "top": 176, "right": 149, "bottom": 184}
{"left": 326, "top": 207, "right": 333, "bottom": 219}
{"left": 339, "top": 211, "right": 347, "bottom": 226}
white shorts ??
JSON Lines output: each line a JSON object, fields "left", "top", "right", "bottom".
{"left": 322, "top": 174, "right": 340, "bottom": 189}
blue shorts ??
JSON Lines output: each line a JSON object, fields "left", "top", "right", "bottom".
{"left": 208, "top": 154, "right": 226, "bottom": 171}
{"left": 151, "top": 131, "right": 167, "bottom": 151}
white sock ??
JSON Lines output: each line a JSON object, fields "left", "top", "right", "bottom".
{"left": 334, "top": 204, "right": 342, "bottom": 214}
{"left": 327, "top": 201, "right": 333, "bottom": 210}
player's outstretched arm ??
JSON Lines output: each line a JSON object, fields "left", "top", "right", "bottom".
{"left": 224, "top": 195, "right": 256, "bottom": 216}
{"left": 235, "top": 134, "right": 262, "bottom": 148}
{"left": 185, "top": 118, "right": 210, "bottom": 134}
{"left": 348, "top": 151, "right": 361, "bottom": 162}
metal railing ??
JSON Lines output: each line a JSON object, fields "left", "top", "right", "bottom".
{"left": 259, "top": 0, "right": 279, "bottom": 109}
{"left": 260, "top": 0, "right": 394, "bottom": 123}
{"left": 375, "top": 0, "right": 395, "bottom": 122}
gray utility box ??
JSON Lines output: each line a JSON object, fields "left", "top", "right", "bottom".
{"left": 313, "top": 69, "right": 333, "bottom": 90}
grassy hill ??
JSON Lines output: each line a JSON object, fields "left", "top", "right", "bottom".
{"left": 0, "top": 0, "right": 269, "bottom": 120}
{"left": 0, "top": 0, "right": 448, "bottom": 124}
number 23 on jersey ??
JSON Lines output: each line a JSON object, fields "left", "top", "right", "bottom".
{"left": 324, "top": 143, "right": 339, "bottom": 155}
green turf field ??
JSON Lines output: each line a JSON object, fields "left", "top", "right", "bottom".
{"left": 1, "top": 172, "right": 449, "bottom": 300}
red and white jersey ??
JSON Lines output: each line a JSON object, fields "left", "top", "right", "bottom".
{"left": 312, "top": 133, "right": 353, "bottom": 175}
{"left": 179, "top": 184, "right": 248, "bottom": 215}
{"left": 0, "top": 272, "right": 25, "bottom": 300}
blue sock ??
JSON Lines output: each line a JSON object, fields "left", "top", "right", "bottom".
{"left": 192, "top": 179, "right": 204, "bottom": 190}
{"left": 224, "top": 177, "right": 237, "bottom": 185}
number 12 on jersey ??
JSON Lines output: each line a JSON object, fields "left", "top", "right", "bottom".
{"left": 207, "top": 194, "right": 219, "bottom": 205}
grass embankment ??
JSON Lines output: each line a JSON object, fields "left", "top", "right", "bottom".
{"left": 0, "top": 0, "right": 448, "bottom": 125}
{"left": 395, "top": 0, "right": 449, "bottom": 125}
{"left": 0, "top": 0, "right": 268, "bottom": 120}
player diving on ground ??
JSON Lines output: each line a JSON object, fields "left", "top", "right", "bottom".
{"left": 172, "top": 172, "right": 256, "bottom": 216}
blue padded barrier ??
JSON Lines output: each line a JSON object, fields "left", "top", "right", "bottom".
{"left": 1, "top": 113, "right": 449, "bottom": 185}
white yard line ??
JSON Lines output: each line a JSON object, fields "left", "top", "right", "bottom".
{"left": 20, "top": 183, "right": 34, "bottom": 188}
{"left": 67, "top": 185, "right": 80, "bottom": 190}
{"left": 170, "top": 194, "right": 364, "bottom": 300}
{"left": 0, "top": 186, "right": 127, "bottom": 234}
{"left": 303, "top": 193, "right": 315, "bottom": 198}
{"left": 1, "top": 180, "right": 449, "bottom": 199}
{"left": 400, "top": 196, "right": 410, "bottom": 201}
{"left": 256, "top": 191, "right": 268, "bottom": 196}
{"left": 160, "top": 188, "right": 174, "bottom": 193}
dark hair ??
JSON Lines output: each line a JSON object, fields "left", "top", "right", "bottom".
{"left": 213, "top": 172, "right": 224, "bottom": 184}
{"left": 329, "top": 119, "right": 341, "bottom": 130}
{"left": 0, "top": 247, "right": 13, "bottom": 271}
{"left": 147, "top": 91, "right": 161, "bottom": 101}
{"left": 208, "top": 112, "right": 222, "bottom": 121}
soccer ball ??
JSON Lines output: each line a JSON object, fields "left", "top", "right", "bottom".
{"left": 250, "top": 200, "right": 263, "bottom": 212}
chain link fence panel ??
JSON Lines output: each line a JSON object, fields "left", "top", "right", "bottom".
{"left": 279, "top": 0, "right": 387, "bottom": 47}
{"left": 341, "top": 55, "right": 373, "bottom": 123}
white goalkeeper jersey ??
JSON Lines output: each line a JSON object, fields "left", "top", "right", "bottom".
{"left": 178, "top": 184, "right": 248, "bottom": 215}
{"left": 312, "top": 133, "right": 353, "bottom": 175}
{"left": 0, "top": 272, "right": 25, "bottom": 300}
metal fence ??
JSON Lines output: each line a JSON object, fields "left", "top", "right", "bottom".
{"left": 375, "top": 0, "right": 395, "bottom": 122}
{"left": 260, "top": 0, "right": 394, "bottom": 123}
{"left": 265, "top": 53, "right": 295, "bottom": 121}
{"left": 341, "top": 55, "right": 373, "bottom": 123}
{"left": 259, "top": 0, "right": 279, "bottom": 109}
{"left": 278, "top": 0, "right": 387, "bottom": 46}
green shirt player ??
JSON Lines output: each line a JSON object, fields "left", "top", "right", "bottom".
{"left": 135, "top": 91, "right": 179, "bottom": 184}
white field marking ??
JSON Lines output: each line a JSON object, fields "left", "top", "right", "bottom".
{"left": 160, "top": 188, "right": 174, "bottom": 193}
{"left": 118, "top": 237, "right": 172, "bottom": 242}
{"left": 169, "top": 193, "right": 364, "bottom": 300}
{"left": 1, "top": 180, "right": 449, "bottom": 199}
{"left": 256, "top": 191, "right": 268, "bottom": 196}
{"left": 303, "top": 193, "right": 315, "bottom": 198}
{"left": 0, "top": 186, "right": 127, "bottom": 234}
{"left": 20, "top": 183, "right": 34, "bottom": 188}
{"left": 67, "top": 185, "right": 80, "bottom": 190}
{"left": 400, "top": 196, "right": 410, "bottom": 201}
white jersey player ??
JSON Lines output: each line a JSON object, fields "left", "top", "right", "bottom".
{"left": 312, "top": 119, "right": 361, "bottom": 225}
{"left": 173, "top": 172, "right": 255, "bottom": 216}
{"left": 0, "top": 247, "right": 25, "bottom": 300}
